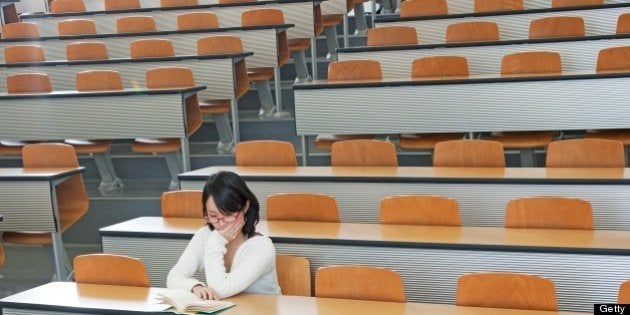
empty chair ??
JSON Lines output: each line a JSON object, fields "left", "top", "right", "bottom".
{"left": 4, "top": 45, "right": 45, "bottom": 63}
{"left": 177, "top": 12, "right": 219, "bottom": 30}
{"left": 552, "top": 0, "right": 602, "bottom": 8}
{"left": 74, "top": 253, "right": 150, "bottom": 287}
{"left": 474, "top": 0, "right": 523, "bottom": 13}
{"left": 529, "top": 16, "right": 585, "bottom": 39}
{"left": 161, "top": 190, "right": 203, "bottom": 218}
{"left": 366, "top": 26, "right": 418, "bottom": 46}
{"left": 130, "top": 39, "right": 174, "bottom": 59}
{"left": 331, "top": 140, "right": 398, "bottom": 167}
{"left": 619, "top": 280, "right": 630, "bottom": 303}
{"left": 235, "top": 140, "right": 297, "bottom": 166}
{"left": 7, "top": 73, "right": 52, "bottom": 93}
{"left": 58, "top": 19, "right": 97, "bottom": 36}
{"left": 267, "top": 193, "right": 340, "bottom": 222}
{"left": 433, "top": 140, "right": 505, "bottom": 167}
{"left": 380, "top": 195, "right": 461, "bottom": 226}
{"left": 457, "top": 272, "right": 557, "bottom": 311}
{"left": 400, "top": 0, "right": 447, "bottom": 18}
{"left": 104, "top": 0, "right": 141, "bottom": 10}
{"left": 161, "top": 0, "right": 197, "bottom": 6}
{"left": 315, "top": 265, "right": 406, "bottom": 302}
{"left": 617, "top": 13, "right": 630, "bottom": 35}
{"left": 2, "top": 22, "right": 39, "bottom": 39}
{"left": 446, "top": 21, "right": 500, "bottom": 43}
{"left": 116, "top": 16, "right": 157, "bottom": 33}
{"left": 66, "top": 42, "right": 108, "bottom": 61}
{"left": 50, "top": 0, "right": 86, "bottom": 13}
{"left": 505, "top": 197, "right": 593, "bottom": 230}
{"left": 546, "top": 138, "right": 625, "bottom": 168}
{"left": 276, "top": 255, "right": 311, "bottom": 296}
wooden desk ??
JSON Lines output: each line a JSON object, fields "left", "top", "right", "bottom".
{"left": 178, "top": 166, "right": 630, "bottom": 229}
{"left": 0, "top": 282, "right": 586, "bottom": 315}
{"left": 0, "top": 87, "right": 203, "bottom": 171}
{"left": 0, "top": 167, "right": 85, "bottom": 281}
{"left": 375, "top": 4, "right": 628, "bottom": 45}
{"left": 100, "top": 217, "right": 625, "bottom": 312}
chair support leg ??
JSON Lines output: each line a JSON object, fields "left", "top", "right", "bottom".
{"left": 354, "top": 3, "right": 367, "bottom": 34}
{"left": 164, "top": 152, "right": 183, "bottom": 191}
{"left": 255, "top": 80, "right": 276, "bottom": 119}
{"left": 519, "top": 149, "right": 535, "bottom": 167}
{"left": 324, "top": 26, "right": 339, "bottom": 60}
{"left": 291, "top": 50, "right": 311, "bottom": 83}
{"left": 213, "top": 112, "right": 234, "bottom": 153}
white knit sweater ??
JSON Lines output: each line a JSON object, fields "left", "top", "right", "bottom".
{"left": 166, "top": 226, "right": 281, "bottom": 299}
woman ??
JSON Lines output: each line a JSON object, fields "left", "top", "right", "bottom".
{"left": 167, "top": 171, "right": 281, "bottom": 300}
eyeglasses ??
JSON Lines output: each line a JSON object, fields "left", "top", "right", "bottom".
{"left": 205, "top": 212, "right": 238, "bottom": 224}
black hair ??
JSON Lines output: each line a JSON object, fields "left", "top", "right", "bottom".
{"left": 202, "top": 171, "right": 260, "bottom": 238}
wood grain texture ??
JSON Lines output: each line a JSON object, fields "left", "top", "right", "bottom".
{"left": 50, "top": 0, "right": 86, "bottom": 13}
{"left": 4, "top": 45, "right": 45, "bottom": 63}
{"left": 529, "top": 16, "right": 585, "bottom": 39}
{"left": 116, "top": 16, "right": 157, "bottom": 33}
{"left": 328, "top": 60, "right": 382, "bottom": 81}
{"left": 546, "top": 138, "right": 625, "bottom": 168}
{"left": 161, "top": 190, "right": 204, "bottom": 218}
{"left": 501, "top": 51, "right": 562, "bottom": 75}
{"left": 505, "top": 197, "right": 594, "bottom": 230}
{"left": 104, "top": 0, "right": 140, "bottom": 10}
{"left": 400, "top": 0, "right": 447, "bottom": 18}
{"left": 367, "top": 26, "right": 418, "bottom": 46}
{"left": 331, "top": 140, "right": 397, "bottom": 167}
{"left": 2, "top": 22, "right": 39, "bottom": 39}
{"left": 380, "top": 195, "right": 461, "bottom": 226}
{"left": 57, "top": 19, "right": 97, "bottom": 36}
{"left": 235, "top": 140, "right": 298, "bottom": 167}
{"left": 411, "top": 56, "right": 469, "bottom": 78}
{"left": 617, "top": 13, "right": 630, "bottom": 35}
{"left": 130, "top": 39, "right": 175, "bottom": 58}
{"left": 276, "top": 254, "right": 311, "bottom": 296}
{"left": 66, "top": 42, "right": 109, "bottom": 61}
{"left": 74, "top": 253, "right": 150, "bottom": 287}
{"left": 177, "top": 12, "right": 219, "bottom": 30}
{"left": 315, "top": 265, "right": 406, "bottom": 302}
{"left": 597, "top": 46, "right": 630, "bottom": 72}
{"left": 76, "top": 70, "right": 123, "bottom": 91}
{"left": 551, "top": 0, "right": 603, "bottom": 8}
{"left": 446, "top": 21, "right": 499, "bottom": 43}
{"left": 7, "top": 73, "right": 52, "bottom": 93}
{"left": 161, "top": 0, "right": 198, "bottom": 7}
{"left": 474, "top": 0, "right": 523, "bottom": 13}
{"left": 433, "top": 140, "right": 505, "bottom": 167}
{"left": 267, "top": 193, "right": 340, "bottom": 222}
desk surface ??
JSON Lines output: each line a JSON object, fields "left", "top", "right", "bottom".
{"left": 0, "top": 167, "right": 85, "bottom": 180}
{"left": 0, "top": 282, "right": 586, "bottom": 315}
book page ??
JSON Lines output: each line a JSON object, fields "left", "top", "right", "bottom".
{"left": 157, "top": 289, "right": 235, "bottom": 314}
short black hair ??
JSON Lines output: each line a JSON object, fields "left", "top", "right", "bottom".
{"left": 202, "top": 171, "right": 260, "bottom": 238}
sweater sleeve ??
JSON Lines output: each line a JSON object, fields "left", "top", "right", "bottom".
{"left": 203, "top": 231, "right": 276, "bottom": 299}
{"left": 166, "top": 228, "right": 208, "bottom": 292}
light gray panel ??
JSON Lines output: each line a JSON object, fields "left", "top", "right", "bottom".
{"left": 276, "top": 243, "right": 630, "bottom": 313}
{"left": 0, "top": 181, "right": 55, "bottom": 232}
{"left": 321, "top": 0, "right": 347, "bottom": 15}
{"left": 4, "top": 309, "right": 82, "bottom": 315}
{"left": 0, "top": 94, "right": 185, "bottom": 140}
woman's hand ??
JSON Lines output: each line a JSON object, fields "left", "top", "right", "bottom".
{"left": 192, "top": 284, "right": 220, "bottom": 300}
{"left": 218, "top": 212, "right": 245, "bottom": 241}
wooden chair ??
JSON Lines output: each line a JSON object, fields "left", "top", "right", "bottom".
{"left": 618, "top": 280, "right": 630, "bottom": 303}
{"left": 433, "top": 140, "right": 505, "bottom": 167}
{"left": 116, "top": 16, "right": 157, "bottom": 33}
{"left": 505, "top": 197, "right": 594, "bottom": 230}
{"left": 58, "top": 19, "right": 97, "bottom": 36}
{"left": 7, "top": 73, "right": 52, "bottom": 93}
{"left": 474, "top": 0, "right": 523, "bottom": 13}
{"left": 50, "top": 0, "right": 86, "bottom": 13}
{"left": 161, "top": 190, "right": 203, "bottom": 218}
{"left": 74, "top": 253, "right": 150, "bottom": 287}
{"left": 66, "top": 42, "right": 108, "bottom": 61}
{"left": 4, "top": 45, "right": 45, "bottom": 63}
{"left": 267, "top": 193, "right": 340, "bottom": 222}
{"left": 2, "top": 22, "right": 39, "bottom": 39}
{"left": 131, "top": 67, "right": 203, "bottom": 190}
{"left": 177, "top": 12, "right": 219, "bottom": 30}
{"left": 366, "top": 26, "right": 418, "bottom": 46}
{"left": 529, "top": 16, "right": 585, "bottom": 39}
{"left": 546, "top": 138, "right": 625, "bottom": 168}
{"left": 551, "top": 0, "right": 602, "bottom": 8}
{"left": 130, "top": 38, "right": 174, "bottom": 59}
{"left": 617, "top": 13, "right": 630, "bottom": 35}
{"left": 276, "top": 255, "right": 311, "bottom": 296}
{"left": 315, "top": 265, "right": 406, "bottom": 302}
{"left": 161, "top": 0, "right": 197, "bottom": 6}
{"left": 457, "top": 272, "right": 558, "bottom": 311}
{"left": 400, "top": 0, "right": 447, "bottom": 18}
{"left": 446, "top": 21, "right": 500, "bottom": 43}
{"left": 235, "top": 140, "right": 297, "bottom": 166}
{"left": 380, "top": 195, "right": 461, "bottom": 226}
{"left": 331, "top": 140, "right": 398, "bottom": 167}
{"left": 104, "top": 0, "right": 141, "bottom": 10}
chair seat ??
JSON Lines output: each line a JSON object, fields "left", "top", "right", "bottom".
{"left": 248, "top": 68, "right": 275, "bottom": 81}
{"left": 399, "top": 133, "right": 464, "bottom": 150}
{"left": 587, "top": 129, "right": 630, "bottom": 145}
{"left": 322, "top": 14, "right": 343, "bottom": 27}
{"left": 3, "top": 202, "right": 88, "bottom": 245}
{"left": 0, "top": 140, "right": 27, "bottom": 155}
{"left": 131, "top": 138, "right": 181, "bottom": 153}
{"left": 288, "top": 38, "right": 311, "bottom": 52}
{"left": 489, "top": 131, "right": 556, "bottom": 149}
{"left": 199, "top": 100, "right": 231, "bottom": 115}
{"left": 64, "top": 139, "right": 112, "bottom": 154}
{"left": 314, "top": 134, "right": 374, "bottom": 150}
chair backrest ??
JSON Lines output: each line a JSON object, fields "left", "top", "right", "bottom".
{"left": 551, "top": 0, "right": 602, "bottom": 8}
{"left": 7, "top": 73, "right": 52, "bottom": 93}
{"left": 66, "top": 42, "right": 109, "bottom": 61}
{"left": 545, "top": 138, "right": 625, "bottom": 168}
{"left": 276, "top": 255, "right": 311, "bottom": 296}
{"left": 50, "top": 0, "right": 86, "bottom": 13}
{"left": 328, "top": 60, "right": 382, "bottom": 81}
{"left": 267, "top": 193, "right": 340, "bottom": 222}
{"left": 366, "top": 26, "right": 418, "bottom": 46}
{"left": 501, "top": 51, "right": 562, "bottom": 75}
{"left": 617, "top": 13, "right": 630, "bottom": 35}
{"left": 130, "top": 39, "right": 175, "bottom": 58}
{"left": 74, "top": 253, "right": 150, "bottom": 287}
{"left": 331, "top": 140, "right": 398, "bottom": 167}
{"left": 4, "top": 45, "right": 45, "bottom": 63}
{"left": 380, "top": 195, "right": 461, "bottom": 226}
{"left": 104, "top": 0, "right": 141, "bottom": 10}
{"left": 241, "top": 9, "right": 289, "bottom": 66}
{"left": 161, "top": 0, "right": 198, "bottom": 6}
{"left": 76, "top": 70, "right": 123, "bottom": 91}
{"left": 315, "top": 265, "right": 406, "bottom": 302}
{"left": 177, "top": 12, "right": 219, "bottom": 30}
{"left": 446, "top": 21, "right": 500, "bottom": 43}
{"left": 400, "top": 0, "right": 447, "bottom": 18}
{"left": 161, "top": 190, "right": 204, "bottom": 218}
{"left": 529, "top": 16, "right": 585, "bottom": 39}
{"left": 456, "top": 272, "right": 558, "bottom": 311}
{"left": 198, "top": 35, "right": 243, "bottom": 54}
{"left": 505, "top": 197, "right": 594, "bottom": 230}
{"left": 619, "top": 280, "right": 630, "bottom": 303}
{"left": 474, "top": 0, "right": 523, "bottom": 13}
{"left": 2, "top": 22, "right": 40, "bottom": 39}
{"left": 117, "top": 16, "right": 157, "bottom": 33}
{"left": 235, "top": 140, "right": 298, "bottom": 166}
{"left": 58, "top": 19, "right": 97, "bottom": 36}
{"left": 411, "top": 56, "right": 469, "bottom": 78}
{"left": 596, "top": 46, "right": 630, "bottom": 73}
{"left": 433, "top": 140, "right": 505, "bottom": 167}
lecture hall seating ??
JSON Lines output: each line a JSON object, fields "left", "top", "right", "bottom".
{"left": 505, "top": 197, "right": 594, "bottom": 230}
{"left": 474, "top": 0, "right": 524, "bottom": 13}
{"left": 315, "top": 265, "right": 406, "bottom": 302}
{"left": 330, "top": 139, "right": 398, "bottom": 167}
{"left": 234, "top": 140, "right": 298, "bottom": 166}
{"left": 546, "top": 138, "right": 625, "bottom": 168}
{"left": 57, "top": 19, "right": 97, "bottom": 36}
{"left": 400, "top": 0, "right": 448, "bottom": 18}
{"left": 266, "top": 193, "right": 340, "bottom": 222}
{"left": 275, "top": 255, "right": 311, "bottom": 296}
{"left": 74, "top": 253, "right": 150, "bottom": 287}
{"left": 161, "top": 190, "right": 203, "bottom": 218}
{"left": 380, "top": 195, "right": 461, "bottom": 226}
{"left": 433, "top": 140, "right": 506, "bottom": 167}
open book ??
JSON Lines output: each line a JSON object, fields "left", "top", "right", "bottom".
{"left": 157, "top": 289, "right": 235, "bottom": 314}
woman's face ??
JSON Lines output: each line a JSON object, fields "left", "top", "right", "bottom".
{"left": 204, "top": 196, "right": 242, "bottom": 230}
